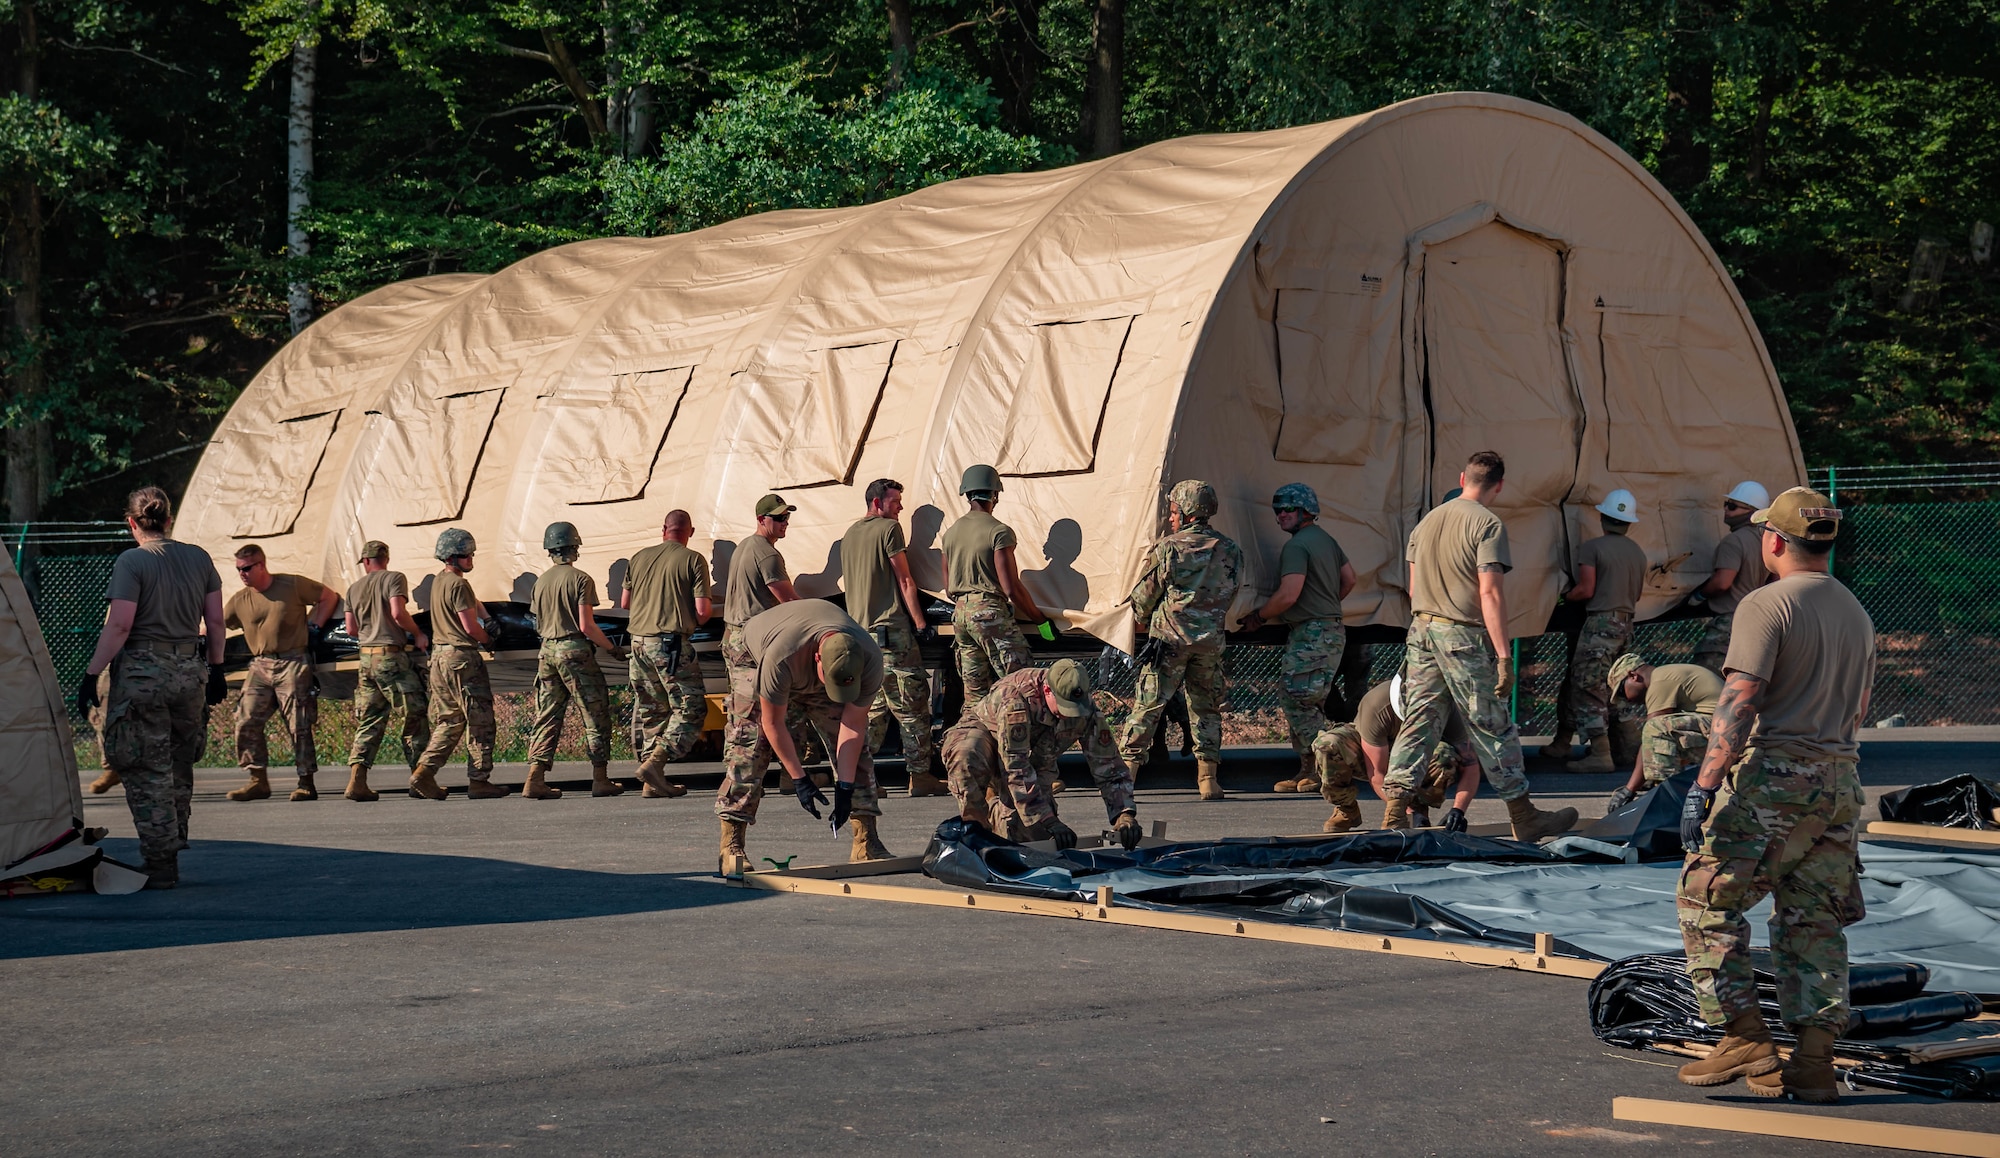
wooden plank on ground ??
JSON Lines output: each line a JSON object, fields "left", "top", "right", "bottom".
{"left": 1864, "top": 821, "right": 2000, "bottom": 849}
{"left": 1612, "top": 1097, "right": 2000, "bottom": 1157}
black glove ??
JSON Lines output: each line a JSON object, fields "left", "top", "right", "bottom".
{"left": 828, "top": 782, "right": 856, "bottom": 831}
{"left": 1044, "top": 816, "right": 1077, "bottom": 851}
{"left": 76, "top": 671, "right": 100, "bottom": 712}
{"left": 206, "top": 664, "right": 228, "bottom": 706}
{"left": 1681, "top": 784, "right": 1717, "bottom": 850}
{"left": 1113, "top": 812, "right": 1142, "bottom": 850}
{"left": 1605, "top": 785, "right": 1638, "bottom": 815}
{"left": 306, "top": 623, "right": 325, "bottom": 654}
{"left": 1441, "top": 807, "right": 1467, "bottom": 835}
{"left": 916, "top": 624, "right": 939, "bottom": 646}
{"left": 794, "top": 776, "right": 828, "bottom": 819}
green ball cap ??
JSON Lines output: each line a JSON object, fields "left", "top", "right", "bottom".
{"left": 1047, "top": 658, "right": 1091, "bottom": 717}
{"left": 819, "top": 632, "right": 866, "bottom": 703}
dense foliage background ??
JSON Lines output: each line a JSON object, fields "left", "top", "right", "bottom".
{"left": 4, "top": 0, "right": 1996, "bottom": 521}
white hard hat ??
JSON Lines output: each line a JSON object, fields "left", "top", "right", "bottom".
{"left": 1724, "top": 480, "right": 1770, "bottom": 508}
{"left": 1595, "top": 489, "right": 1640, "bottom": 523}
{"left": 1390, "top": 673, "right": 1404, "bottom": 719}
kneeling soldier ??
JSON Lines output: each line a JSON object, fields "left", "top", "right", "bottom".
{"left": 1313, "top": 676, "right": 1478, "bottom": 833}
{"left": 1604, "top": 654, "right": 1720, "bottom": 813}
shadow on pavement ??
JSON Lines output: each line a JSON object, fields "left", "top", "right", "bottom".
{"left": 0, "top": 839, "right": 759, "bottom": 960}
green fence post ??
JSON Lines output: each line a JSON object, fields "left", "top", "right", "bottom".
{"left": 1826, "top": 466, "right": 1837, "bottom": 572}
{"left": 12, "top": 523, "right": 26, "bottom": 573}
{"left": 1510, "top": 638, "right": 1520, "bottom": 722}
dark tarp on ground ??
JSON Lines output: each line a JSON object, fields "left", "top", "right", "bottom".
{"left": 1879, "top": 774, "right": 2000, "bottom": 831}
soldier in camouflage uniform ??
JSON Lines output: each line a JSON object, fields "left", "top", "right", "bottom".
{"left": 343, "top": 540, "right": 430, "bottom": 802}
{"left": 622, "top": 509, "right": 709, "bottom": 798}
{"left": 942, "top": 464, "right": 1055, "bottom": 712}
{"left": 1543, "top": 489, "right": 1646, "bottom": 774}
{"left": 943, "top": 660, "right": 1142, "bottom": 849}
{"left": 1117, "top": 479, "right": 1243, "bottom": 801}
{"left": 413, "top": 528, "right": 506, "bottom": 799}
{"left": 1312, "top": 675, "right": 1477, "bottom": 833}
{"left": 1240, "top": 483, "right": 1357, "bottom": 791}
{"left": 223, "top": 544, "right": 339, "bottom": 802}
{"left": 528, "top": 522, "right": 627, "bottom": 798}
{"left": 841, "top": 479, "right": 942, "bottom": 795}
{"left": 1673, "top": 487, "right": 1871, "bottom": 1104}
{"left": 1602, "top": 654, "right": 1719, "bottom": 813}
{"left": 77, "top": 486, "right": 227, "bottom": 888}
{"left": 1690, "top": 481, "right": 1771, "bottom": 673}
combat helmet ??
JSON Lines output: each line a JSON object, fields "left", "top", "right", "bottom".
{"left": 1169, "top": 479, "right": 1218, "bottom": 521}
{"left": 959, "top": 464, "right": 1003, "bottom": 500}
{"left": 434, "top": 528, "right": 476, "bottom": 562}
{"left": 543, "top": 521, "right": 582, "bottom": 558}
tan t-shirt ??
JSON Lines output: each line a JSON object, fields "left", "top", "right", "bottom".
{"left": 627, "top": 541, "right": 709, "bottom": 636}
{"left": 1708, "top": 524, "right": 1770, "bottom": 615}
{"left": 840, "top": 516, "right": 908, "bottom": 629}
{"left": 106, "top": 539, "right": 220, "bottom": 643}
{"left": 943, "top": 510, "right": 1015, "bottom": 599}
{"left": 226, "top": 574, "right": 324, "bottom": 655}
{"left": 346, "top": 569, "right": 410, "bottom": 646}
{"left": 724, "top": 534, "right": 789, "bottom": 627}
{"left": 743, "top": 599, "right": 885, "bottom": 704}
{"left": 1724, "top": 571, "right": 1875, "bottom": 760}
{"left": 1645, "top": 663, "right": 1721, "bottom": 716}
{"left": 1278, "top": 522, "right": 1349, "bottom": 624}
{"left": 1406, "top": 498, "right": 1510, "bottom": 624}
{"left": 531, "top": 563, "right": 597, "bottom": 641}
{"left": 429, "top": 570, "right": 480, "bottom": 648}
{"left": 1354, "top": 680, "right": 1468, "bottom": 748}
{"left": 1578, "top": 533, "right": 1647, "bottom": 614}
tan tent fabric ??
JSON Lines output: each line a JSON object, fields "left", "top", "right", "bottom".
{"left": 0, "top": 549, "right": 82, "bottom": 868}
{"left": 175, "top": 92, "right": 1804, "bottom": 656}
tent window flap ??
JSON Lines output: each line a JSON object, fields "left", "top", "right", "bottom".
{"left": 1274, "top": 288, "right": 1380, "bottom": 466}
{"left": 389, "top": 388, "right": 506, "bottom": 526}
{"left": 995, "top": 315, "right": 1133, "bottom": 477}
{"left": 225, "top": 410, "right": 341, "bottom": 537}
{"left": 540, "top": 366, "right": 694, "bottom": 504}
{"left": 768, "top": 341, "right": 897, "bottom": 490}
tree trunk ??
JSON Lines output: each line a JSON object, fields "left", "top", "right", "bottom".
{"left": 3, "top": 0, "right": 48, "bottom": 522}
{"left": 1080, "top": 0, "right": 1123, "bottom": 158}
{"left": 990, "top": 0, "right": 1040, "bottom": 134}
{"left": 1659, "top": 5, "right": 1716, "bottom": 197}
{"left": 886, "top": 0, "right": 915, "bottom": 88}
{"left": 286, "top": 35, "right": 316, "bottom": 335}
{"left": 542, "top": 30, "right": 607, "bottom": 142}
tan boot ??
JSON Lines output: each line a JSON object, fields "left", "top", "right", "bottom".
{"left": 1565, "top": 733, "right": 1615, "bottom": 774}
{"left": 523, "top": 762, "right": 562, "bottom": 800}
{"left": 1048, "top": 779, "right": 1066, "bottom": 796}
{"left": 343, "top": 764, "right": 379, "bottom": 802}
{"left": 591, "top": 762, "right": 626, "bottom": 797}
{"left": 1274, "top": 757, "right": 1317, "bottom": 793}
{"left": 1537, "top": 730, "right": 1575, "bottom": 761}
{"left": 1196, "top": 758, "right": 1226, "bottom": 801}
{"left": 1677, "top": 1010, "right": 1781, "bottom": 1087}
{"left": 1505, "top": 793, "right": 1579, "bottom": 841}
{"left": 89, "top": 768, "right": 122, "bottom": 794}
{"left": 1748, "top": 1025, "right": 1840, "bottom": 1102}
{"left": 1322, "top": 801, "right": 1364, "bottom": 833}
{"left": 227, "top": 770, "right": 272, "bottom": 802}
{"left": 850, "top": 814, "right": 893, "bottom": 862}
{"left": 719, "top": 818, "right": 750, "bottom": 877}
{"left": 408, "top": 764, "right": 448, "bottom": 801}
{"left": 289, "top": 774, "right": 318, "bottom": 802}
{"left": 1381, "top": 788, "right": 1413, "bottom": 829}
{"left": 905, "top": 770, "right": 950, "bottom": 798}
{"left": 637, "top": 757, "right": 687, "bottom": 798}
{"left": 466, "top": 777, "right": 511, "bottom": 799}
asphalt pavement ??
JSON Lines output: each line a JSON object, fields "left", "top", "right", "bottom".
{"left": 5, "top": 733, "right": 1997, "bottom": 1156}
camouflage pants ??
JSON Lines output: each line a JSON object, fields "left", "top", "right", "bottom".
{"left": 952, "top": 593, "right": 1031, "bottom": 710}
{"left": 630, "top": 634, "right": 705, "bottom": 769}
{"left": 530, "top": 638, "right": 613, "bottom": 765}
{"left": 418, "top": 646, "right": 495, "bottom": 776}
{"left": 723, "top": 624, "right": 812, "bottom": 765}
{"left": 1639, "top": 712, "right": 1712, "bottom": 786}
{"left": 714, "top": 660, "right": 881, "bottom": 825}
{"left": 235, "top": 654, "right": 318, "bottom": 776}
{"left": 1678, "top": 749, "right": 1865, "bottom": 1032}
{"left": 1118, "top": 641, "right": 1225, "bottom": 763}
{"left": 1562, "top": 610, "right": 1632, "bottom": 739}
{"left": 1386, "top": 618, "right": 1527, "bottom": 801}
{"left": 100, "top": 648, "right": 206, "bottom": 863}
{"left": 865, "top": 617, "right": 934, "bottom": 779}
{"left": 348, "top": 649, "right": 430, "bottom": 770}
{"left": 1691, "top": 612, "right": 1735, "bottom": 675}
{"left": 1311, "top": 723, "right": 1457, "bottom": 809}
{"left": 1279, "top": 618, "right": 1344, "bottom": 759}
{"left": 941, "top": 719, "right": 1047, "bottom": 837}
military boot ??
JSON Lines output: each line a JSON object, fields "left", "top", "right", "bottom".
{"left": 1748, "top": 1026, "right": 1840, "bottom": 1103}
{"left": 1677, "top": 1010, "right": 1781, "bottom": 1087}
{"left": 590, "top": 762, "right": 626, "bottom": 797}
{"left": 1505, "top": 794, "right": 1579, "bottom": 842}
{"left": 142, "top": 854, "right": 178, "bottom": 890}
{"left": 905, "top": 770, "right": 950, "bottom": 798}
{"left": 523, "top": 762, "right": 562, "bottom": 800}
{"left": 1381, "top": 788, "right": 1414, "bottom": 830}
{"left": 1196, "top": 758, "right": 1227, "bottom": 801}
{"left": 637, "top": 757, "right": 687, "bottom": 798}
{"left": 226, "top": 770, "right": 272, "bottom": 802}
{"left": 1274, "top": 757, "right": 1316, "bottom": 793}
{"left": 408, "top": 764, "right": 448, "bottom": 801}
{"left": 1536, "top": 730, "right": 1576, "bottom": 761}
{"left": 1322, "top": 801, "right": 1364, "bottom": 833}
{"left": 466, "top": 776, "right": 511, "bottom": 799}
{"left": 344, "top": 763, "right": 379, "bottom": 802}
{"left": 89, "top": 768, "right": 122, "bottom": 794}
{"left": 289, "top": 774, "right": 319, "bottom": 802}
{"left": 719, "top": 818, "right": 750, "bottom": 877}
{"left": 850, "top": 815, "right": 893, "bottom": 862}
{"left": 1565, "top": 733, "right": 1615, "bottom": 774}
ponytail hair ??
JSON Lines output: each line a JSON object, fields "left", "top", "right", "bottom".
{"left": 126, "top": 486, "right": 173, "bottom": 533}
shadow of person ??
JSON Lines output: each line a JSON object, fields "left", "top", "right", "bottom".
{"left": 906, "top": 504, "right": 945, "bottom": 592}
{"left": 1023, "top": 518, "right": 1090, "bottom": 612}
{"left": 411, "top": 572, "right": 437, "bottom": 618}
{"left": 792, "top": 540, "right": 845, "bottom": 602}
{"left": 509, "top": 571, "right": 537, "bottom": 606}
{"left": 606, "top": 557, "right": 631, "bottom": 607}
{"left": 710, "top": 539, "right": 737, "bottom": 610}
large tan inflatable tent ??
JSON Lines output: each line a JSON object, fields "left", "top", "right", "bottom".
{"left": 0, "top": 549, "right": 84, "bottom": 868}
{"left": 175, "top": 91, "right": 1804, "bottom": 665}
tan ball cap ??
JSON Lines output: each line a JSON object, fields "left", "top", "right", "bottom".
{"left": 1751, "top": 487, "right": 1842, "bottom": 542}
{"left": 1607, "top": 653, "right": 1647, "bottom": 691}
{"left": 357, "top": 540, "right": 389, "bottom": 563}
{"left": 1047, "top": 658, "right": 1090, "bottom": 717}
{"left": 756, "top": 494, "right": 797, "bottom": 519}
{"left": 818, "top": 631, "right": 866, "bottom": 703}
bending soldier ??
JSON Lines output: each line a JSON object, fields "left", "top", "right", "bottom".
{"left": 623, "top": 509, "right": 708, "bottom": 798}
{"left": 528, "top": 522, "right": 626, "bottom": 798}
{"left": 840, "top": 479, "right": 943, "bottom": 797}
{"left": 1240, "top": 482, "right": 1356, "bottom": 793}
{"left": 1543, "top": 489, "right": 1647, "bottom": 773}
{"left": 223, "top": 543, "right": 337, "bottom": 802}
{"left": 343, "top": 540, "right": 430, "bottom": 802}
{"left": 1312, "top": 676, "right": 1478, "bottom": 833}
{"left": 413, "top": 528, "right": 504, "bottom": 800}
{"left": 942, "top": 464, "right": 1053, "bottom": 711}
{"left": 943, "top": 660, "right": 1141, "bottom": 850}
{"left": 1604, "top": 654, "right": 1720, "bottom": 813}
{"left": 1690, "top": 481, "right": 1770, "bottom": 673}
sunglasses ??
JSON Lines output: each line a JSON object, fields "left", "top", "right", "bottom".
{"left": 768, "top": 514, "right": 791, "bottom": 523}
{"left": 1274, "top": 507, "right": 1303, "bottom": 515}
{"left": 235, "top": 564, "right": 258, "bottom": 573}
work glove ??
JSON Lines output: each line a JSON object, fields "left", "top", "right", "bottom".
{"left": 1043, "top": 816, "right": 1078, "bottom": 852}
{"left": 1113, "top": 811, "right": 1143, "bottom": 850}
{"left": 1680, "top": 784, "right": 1717, "bottom": 851}
{"left": 1605, "top": 785, "right": 1638, "bottom": 815}
{"left": 916, "top": 624, "right": 939, "bottom": 646}
{"left": 76, "top": 671, "right": 100, "bottom": 713}
{"left": 1493, "top": 658, "right": 1515, "bottom": 699}
{"left": 1035, "top": 620, "right": 1057, "bottom": 642}
{"left": 206, "top": 664, "right": 228, "bottom": 706}
{"left": 478, "top": 616, "right": 499, "bottom": 643}
{"left": 828, "top": 782, "right": 856, "bottom": 831}
{"left": 793, "top": 776, "right": 828, "bottom": 819}
{"left": 306, "top": 623, "right": 325, "bottom": 654}
{"left": 1441, "top": 807, "right": 1467, "bottom": 835}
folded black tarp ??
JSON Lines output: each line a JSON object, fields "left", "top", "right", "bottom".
{"left": 1879, "top": 774, "right": 2000, "bottom": 830}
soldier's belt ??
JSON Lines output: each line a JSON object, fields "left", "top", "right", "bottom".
{"left": 540, "top": 634, "right": 587, "bottom": 644}
{"left": 359, "top": 644, "right": 407, "bottom": 655}
{"left": 254, "top": 650, "right": 311, "bottom": 662}
{"left": 1414, "top": 612, "right": 1480, "bottom": 628}
{"left": 437, "top": 643, "right": 482, "bottom": 651}
{"left": 124, "top": 639, "right": 203, "bottom": 656}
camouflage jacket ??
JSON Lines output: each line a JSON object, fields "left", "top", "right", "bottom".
{"left": 1129, "top": 519, "right": 1243, "bottom": 648}
{"left": 969, "top": 667, "right": 1134, "bottom": 825}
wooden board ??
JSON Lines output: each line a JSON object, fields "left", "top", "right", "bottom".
{"left": 1612, "top": 1097, "right": 2000, "bottom": 1157}
{"left": 1864, "top": 821, "right": 2000, "bottom": 849}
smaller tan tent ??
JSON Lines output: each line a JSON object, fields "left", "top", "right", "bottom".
{"left": 0, "top": 550, "right": 84, "bottom": 870}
